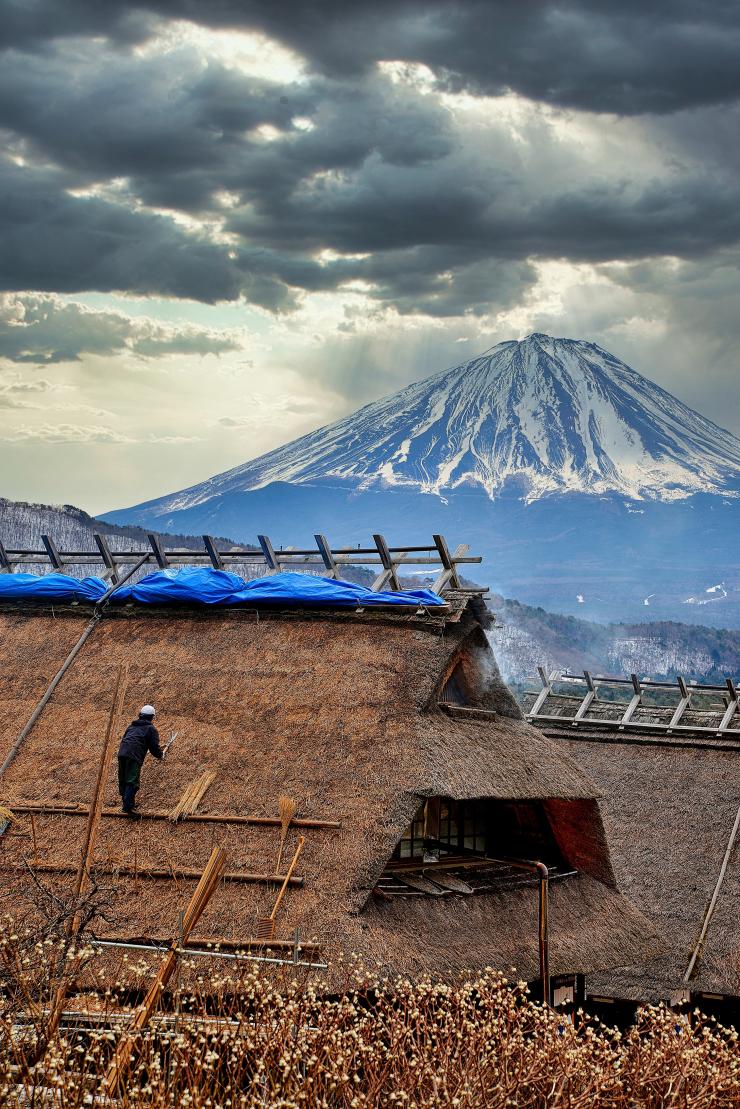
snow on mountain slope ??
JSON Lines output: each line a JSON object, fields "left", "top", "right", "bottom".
{"left": 120, "top": 334, "right": 740, "bottom": 515}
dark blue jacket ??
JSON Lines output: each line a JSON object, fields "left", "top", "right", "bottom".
{"left": 118, "top": 717, "right": 163, "bottom": 765}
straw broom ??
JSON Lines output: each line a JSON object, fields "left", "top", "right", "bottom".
{"left": 276, "top": 794, "right": 297, "bottom": 871}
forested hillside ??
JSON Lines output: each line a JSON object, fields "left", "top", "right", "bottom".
{"left": 490, "top": 594, "right": 739, "bottom": 686}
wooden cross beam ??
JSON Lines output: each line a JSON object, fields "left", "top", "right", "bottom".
{"left": 667, "top": 675, "right": 691, "bottom": 732}
{"left": 371, "top": 533, "right": 407, "bottom": 591}
{"left": 314, "top": 534, "right": 341, "bottom": 579}
{"left": 431, "top": 534, "right": 466, "bottom": 593}
{"left": 572, "top": 671, "right": 597, "bottom": 725}
{"left": 93, "top": 532, "right": 120, "bottom": 584}
{"left": 527, "top": 667, "right": 557, "bottom": 719}
{"left": 41, "top": 534, "right": 64, "bottom": 571}
{"left": 257, "top": 534, "right": 284, "bottom": 574}
{"left": 619, "top": 673, "right": 643, "bottom": 728}
{"left": 203, "top": 535, "right": 224, "bottom": 571}
{"left": 717, "top": 678, "right": 739, "bottom": 736}
{"left": 147, "top": 533, "right": 169, "bottom": 569}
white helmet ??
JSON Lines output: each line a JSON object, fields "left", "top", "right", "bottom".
{"left": 140, "top": 704, "right": 156, "bottom": 718}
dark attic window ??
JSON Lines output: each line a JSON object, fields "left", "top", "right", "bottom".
{"left": 439, "top": 663, "right": 469, "bottom": 706}
{"left": 392, "top": 798, "right": 563, "bottom": 865}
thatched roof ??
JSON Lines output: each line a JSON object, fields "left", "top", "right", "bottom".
{"left": 0, "top": 599, "right": 655, "bottom": 987}
{"left": 524, "top": 691, "right": 740, "bottom": 1000}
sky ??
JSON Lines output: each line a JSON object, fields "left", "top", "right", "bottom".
{"left": 1, "top": 0, "right": 740, "bottom": 515}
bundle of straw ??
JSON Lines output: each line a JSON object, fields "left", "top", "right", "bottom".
{"left": 168, "top": 770, "right": 216, "bottom": 822}
{"left": 276, "top": 794, "right": 297, "bottom": 871}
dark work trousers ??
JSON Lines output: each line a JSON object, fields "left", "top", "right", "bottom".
{"left": 117, "top": 755, "right": 141, "bottom": 812}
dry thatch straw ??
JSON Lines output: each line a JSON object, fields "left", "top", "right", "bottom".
{"left": 276, "top": 794, "right": 297, "bottom": 871}
{"left": 0, "top": 804, "right": 14, "bottom": 825}
{"left": 168, "top": 770, "right": 216, "bottom": 822}
{"left": 0, "top": 601, "right": 656, "bottom": 990}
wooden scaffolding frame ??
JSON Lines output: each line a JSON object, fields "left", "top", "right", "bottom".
{"left": 525, "top": 669, "right": 740, "bottom": 739}
{"left": 0, "top": 531, "right": 485, "bottom": 596}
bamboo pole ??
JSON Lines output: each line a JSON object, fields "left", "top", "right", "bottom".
{"left": 10, "top": 862, "right": 302, "bottom": 886}
{"left": 69, "top": 664, "right": 129, "bottom": 930}
{"left": 9, "top": 801, "right": 340, "bottom": 829}
{"left": 44, "top": 666, "right": 129, "bottom": 1043}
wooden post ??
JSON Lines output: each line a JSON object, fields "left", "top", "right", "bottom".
{"left": 619, "top": 673, "right": 643, "bottom": 728}
{"left": 70, "top": 664, "right": 129, "bottom": 928}
{"left": 257, "top": 534, "right": 282, "bottom": 574}
{"left": 371, "top": 534, "right": 403, "bottom": 591}
{"left": 0, "top": 540, "right": 11, "bottom": 573}
{"left": 314, "top": 534, "right": 340, "bottom": 579}
{"left": 93, "top": 533, "right": 120, "bottom": 584}
{"left": 667, "top": 675, "right": 691, "bottom": 732}
{"left": 148, "top": 533, "right": 169, "bottom": 569}
{"left": 717, "top": 678, "right": 739, "bottom": 736}
{"left": 572, "top": 671, "right": 597, "bottom": 725}
{"left": 41, "top": 535, "right": 64, "bottom": 571}
{"left": 684, "top": 805, "right": 740, "bottom": 981}
{"left": 527, "top": 668, "right": 556, "bottom": 720}
{"left": 431, "top": 535, "right": 467, "bottom": 593}
{"left": 203, "top": 535, "right": 224, "bottom": 571}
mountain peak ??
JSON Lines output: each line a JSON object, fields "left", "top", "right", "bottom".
{"left": 113, "top": 336, "right": 740, "bottom": 518}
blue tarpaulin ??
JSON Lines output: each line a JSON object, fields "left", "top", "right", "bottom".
{"left": 113, "top": 568, "right": 446, "bottom": 608}
{"left": 0, "top": 567, "right": 446, "bottom": 608}
{"left": 0, "top": 573, "right": 108, "bottom": 603}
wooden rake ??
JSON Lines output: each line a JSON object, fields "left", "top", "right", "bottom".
{"left": 256, "top": 835, "right": 305, "bottom": 941}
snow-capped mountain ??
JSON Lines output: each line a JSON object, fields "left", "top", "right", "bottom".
{"left": 104, "top": 335, "right": 740, "bottom": 626}
{"left": 135, "top": 334, "right": 740, "bottom": 515}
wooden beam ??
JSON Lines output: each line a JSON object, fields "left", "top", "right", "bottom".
{"left": 8, "top": 802, "right": 341, "bottom": 829}
{"left": 257, "top": 534, "right": 282, "bottom": 574}
{"left": 527, "top": 668, "right": 557, "bottom": 720}
{"left": 371, "top": 533, "right": 403, "bottom": 591}
{"left": 619, "top": 673, "right": 643, "bottom": 728}
{"left": 93, "top": 532, "right": 120, "bottom": 584}
{"left": 202, "top": 535, "right": 224, "bottom": 571}
{"left": 572, "top": 671, "right": 597, "bottom": 724}
{"left": 9, "top": 861, "right": 304, "bottom": 886}
{"left": 41, "top": 534, "right": 64, "bottom": 571}
{"left": 667, "top": 675, "right": 691, "bottom": 732}
{"left": 147, "top": 533, "right": 169, "bottom": 569}
{"left": 431, "top": 535, "right": 466, "bottom": 593}
{"left": 314, "top": 534, "right": 340, "bottom": 579}
{"left": 0, "top": 540, "right": 12, "bottom": 573}
{"left": 717, "top": 679, "right": 738, "bottom": 735}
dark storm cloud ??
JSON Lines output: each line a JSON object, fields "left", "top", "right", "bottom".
{"left": 3, "top": 1, "right": 740, "bottom": 115}
{"left": 2, "top": 3, "right": 740, "bottom": 319}
{"left": 0, "top": 159, "right": 246, "bottom": 302}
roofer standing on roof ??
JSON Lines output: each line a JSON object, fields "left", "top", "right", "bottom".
{"left": 117, "top": 705, "right": 162, "bottom": 816}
